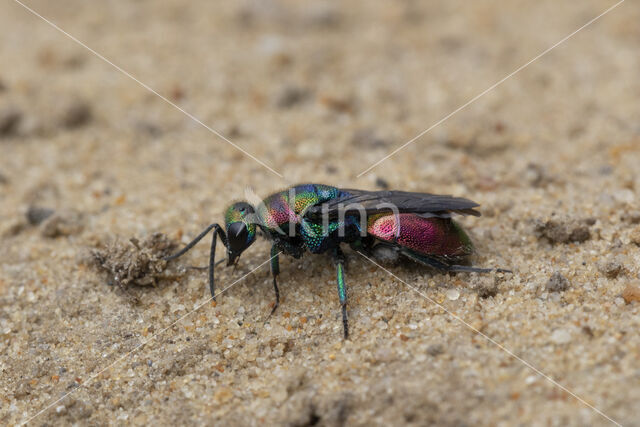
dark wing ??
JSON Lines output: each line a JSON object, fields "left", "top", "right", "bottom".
{"left": 305, "top": 189, "right": 481, "bottom": 219}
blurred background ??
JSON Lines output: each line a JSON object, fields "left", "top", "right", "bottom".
{"left": 1, "top": 0, "right": 639, "bottom": 425}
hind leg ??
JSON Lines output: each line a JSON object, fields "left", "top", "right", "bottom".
{"left": 333, "top": 247, "right": 349, "bottom": 339}
{"left": 267, "top": 244, "right": 281, "bottom": 319}
{"left": 401, "top": 249, "right": 511, "bottom": 274}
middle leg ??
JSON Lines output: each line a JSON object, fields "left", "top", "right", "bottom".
{"left": 267, "top": 244, "right": 281, "bottom": 319}
{"left": 333, "top": 247, "right": 349, "bottom": 339}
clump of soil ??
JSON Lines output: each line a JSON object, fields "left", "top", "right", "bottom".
{"left": 533, "top": 216, "right": 592, "bottom": 244}
{"left": 90, "top": 233, "right": 179, "bottom": 287}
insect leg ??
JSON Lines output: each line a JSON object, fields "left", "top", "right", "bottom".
{"left": 446, "top": 265, "right": 512, "bottom": 274}
{"left": 164, "top": 224, "right": 228, "bottom": 300}
{"left": 164, "top": 224, "right": 218, "bottom": 261}
{"left": 268, "top": 244, "right": 281, "bottom": 318}
{"left": 400, "top": 249, "right": 511, "bottom": 274}
{"left": 333, "top": 247, "right": 349, "bottom": 339}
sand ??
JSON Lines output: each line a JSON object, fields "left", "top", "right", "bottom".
{"left": 1, "top": 0, "right": 639, "bottom": 425}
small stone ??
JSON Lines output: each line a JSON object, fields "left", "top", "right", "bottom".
{"left": 474, "top": 275, "right": 499, "bottom": 298}
{"left": 320, "top": 94, "right": 355, "bottom": 113}
{"left": 375, "top": 320, "right": 388, "bottom": 330}
{"left": 372, "top": 245, "right": 399, "bottom": 264}
{"left": 622, "top": 283, "right": 640, "bottom": 304}
{"left": 58, "top": 99, "right": 92, "bottom": 129}
{"left": 614, "top": 297, "right": 625, "bottom": 307}
{"left": 524, "top": 163, "right": 552, "bottom": 187}
{"left": 426, "top": 344, "right": 444, "bottom": 356}
{"left": 0, "top": 105, "right": 22, "bottom": 136}
{"left": 546, "top": 272, "right": 569, "bottom": 292}
{"left": 13, "top": 380, "right": 32, "bottom": 398}
{"left": 375, "top": 177, "right": 390, "bottom": 190}
{"left": 26, "top": 205, "right": 55, "bottom": 225}
{"left": 446, "top": 289, "right": 460, "bottom": 301}
{"left": 630, "top": 226, "right": 640, "bottom": 247}
{"left": 621, "top": 211, "right": 640, "bottom": 224}
{"left": 599, "top": 258, "right": 623, "bottom": 279}
{"left": 550, "top": 329, "right": 572, "bottom": 344}
{"left": 275, "top": 86, "right": 311, "bottom": 108}
{"left": 478, "top": 285, "right": 498, "bottom": 298}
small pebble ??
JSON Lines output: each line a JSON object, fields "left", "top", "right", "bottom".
{"left": 446, "top": 289, "right": 460, "bottom": 301}
{"left": 426, "top": 344, "right": 444, "bottom": 356}
{"left": 546, "top": 272, "right": 569, "bottom": 292}
{"left": 372, "top": 245, "right": 399, "bottom": 264}
{"left": 622, "top": 284, "right": 640, "bottom": 304}
{"left": 599, "top": 258, "right": 623, "bottom": 279}
{"left": 0, "top": 105, "right": 22, "bottom": 136}
{"left": 275, "top": 86, "right": 310, "bottom": 108}
{"left": 58, "top": 99, "right": 92, "bottom": 129}
{"left": 524, "top": 163, "right": 552, "bottom": 187}
{"left": 621, "top": 211, "right": 640, "bottom": 224}
{"left": 550, "top": 329, "right": 572, "bottom": 344}
{"left": 26, "top": 205, "right": 55, "bottom": 225}
{"left": 375, "top": 177, "right": 390, "bottom": 189}
{"left": 629, "top": 226, "right": 640, "bottom": 247}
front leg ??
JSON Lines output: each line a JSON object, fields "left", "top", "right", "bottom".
{"left": 333, "top": 247, "right": 349, "bottom": 339}
{"left": 268, "top": 244, "right": 281, "bottom": 318}
{"left": 163, "top": 223, "right": 228, "bottom": 300}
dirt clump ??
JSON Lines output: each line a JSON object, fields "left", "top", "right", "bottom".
{"left": 90, "top": 233, "right": 179, "bottom": 287}
{"left": 533, "top": 217, "right": 592, "bottom": 244}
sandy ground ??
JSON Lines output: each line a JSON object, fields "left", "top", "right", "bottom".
{"left": 1, "top": 0, "right": 640, "bottom": 425}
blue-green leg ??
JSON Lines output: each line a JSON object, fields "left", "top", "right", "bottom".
{"left": 334, "top": 247, "right": 349, "bottom": 339}
{"left": 268, "top": 244, "right": 281, "bottom": 318}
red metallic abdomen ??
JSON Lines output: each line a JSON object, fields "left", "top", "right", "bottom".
{"left": 367, "top": 213, "right": 473, "bottom": 258}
